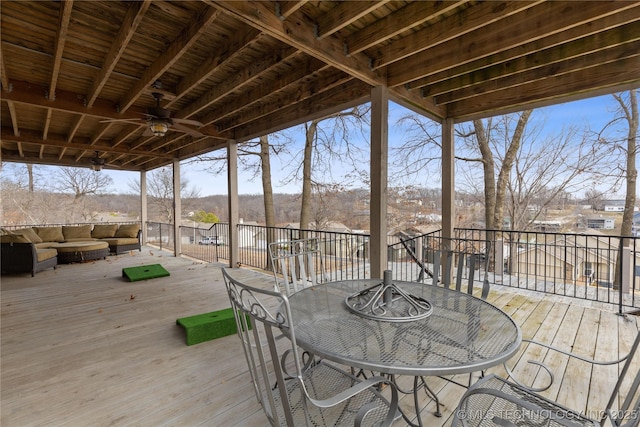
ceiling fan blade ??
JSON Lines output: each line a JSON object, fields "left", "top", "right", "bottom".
{"left": 172, "top": 123, "right": 203, "bottom": 137}
{"left": 142, "top": 127, "right": 154, "bottom": 137}
{"left": 100, "top": 118, "right": 142, "bottom": 123}
{"left": 172, "top": 118, "right": 203, "bottom": 127}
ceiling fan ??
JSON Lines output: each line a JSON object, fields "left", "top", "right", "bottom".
{"left": 89, "top": 151, "right": 106, "bottom": 171}
{"left": 101, "top": 85, "right": 204, "bottom": 137}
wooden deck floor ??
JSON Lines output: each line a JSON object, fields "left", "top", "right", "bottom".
{"left": 1, "top": 248, "right": 638, "bottom": 426}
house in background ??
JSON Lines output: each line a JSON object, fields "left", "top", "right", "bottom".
{"left": 603, "top": 200, "right": 626, "bottom": 212}
{"left": 586, "top": 217, "right": 615, "bottom": 230}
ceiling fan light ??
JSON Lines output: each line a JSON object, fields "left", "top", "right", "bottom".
{"left": 91, "top": 163, "right": 103, "bottom": 172}
{"left": 150, "top": 121, "right": 169, "bottom": 137}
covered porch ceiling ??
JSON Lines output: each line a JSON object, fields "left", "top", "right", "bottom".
{"left": 1, "top": 1, "right": 639, "bottom": 173}
{"left": 3, "top": 6, "right": 639, "bottom": 418}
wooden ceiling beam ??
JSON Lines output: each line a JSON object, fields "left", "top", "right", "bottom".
{"left": 164, "top": 28, "right": 261, "bottom": 109}
{"left": 0, "top": 127, "right": 173, "bottom": 159}
{"left": 315, "top": 1, "right": 387, "bottom": 39}
{"left": 177, "top": 46, "right": 299, "bottom": 119}
{"left": 118, "top": 5, "right": 220, "bottom": 112}
{"left": 86, "top": 0, "right": 151, "bottom": 106}
{"left": 198, "top": 57, "right": 329, "bottom": 126}
{"left": 48, "top": 0, "right": 73, "bottom": 102}
{"left": 411, "top": 7, "right": 640, "bottom": 92}
{"left": 213, "top": 0, "right": 385, "bottom": 87}
{"left": 374, "top": 1, "right": 541, "bottom": 70}
{"left": 232, "top": 80, "right": 371, "bottom": 142}
{"left": 346, "top": 0, "right": 464, "bottom": 55}
{"left": 448, "top": 56, "right": 640, "bottom": 120}
{"left": 436, "top": 37, "right": 640, "bottom": 106}
{"left": 215, "top": 71, "right": 354, "bottom": 133}
{"left": 3, "top": 80, "right": 147, "bottom": 120}
{"left": 276, "top": 1, "right": 307, "bottom": 20}
{"left": 388, "top": 1, "right": 637, "bottom": 88}
{"left": 423, "top": 21, "right": 640, "bottom": 98}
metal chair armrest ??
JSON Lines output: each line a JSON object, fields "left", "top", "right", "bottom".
{"left": 302, "top": 369, "right": 399, "bottom": 427}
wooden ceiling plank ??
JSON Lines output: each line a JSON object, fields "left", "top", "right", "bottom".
{"left": 198, "top": 58, "right": 328, "bottom": 126}
{"left": 86, "top": 0, "right": 151, "bottom": 106}
{"left": 4, "top": 80, "right": 148, "bottom": 120}
{"left": 447, "top": 56, "right": 640, "bottom": 120}
{"left": 346, "top": 0, "right": 465, "bottom": 55}
{"left": 374, "top": 1, "right": 542, "bottom": 70}
{"left": 42, "top": 108, "right": 53, "bottom": 140}
{"left": 177, "top": 47, "right": 299, "bottom": 119}
{"left": 276, "top": 1, "right": 307, "bottom": 20}
{"left": 0, "top": 44, "right": 9, "bottom": 90}
{"left": 0, "top": 127, "right": 173, "bottom": 159}
{"left": 215, "top": 72, "right": 354, "bottom": 133}
{"left": 66, "top": 115, "right": 84, "bottom": 142}
{"left": 388, "top": 1, "right": 637, "bottom": 88}
{"left": 435, "top": 35, "right": 640, "bottom": 105}
{"left": 89, "top": 123, "right": 112, "bottom": 145}
{"left": 389, "top": 85, "right": 445, "bottom": 120}
{"left": 165, "top": 27, "right": 259, "bottom": 109}
{"left": 411, "top": 7, "right": 640, "bottom": 92}
{"left": 111, "top": 124, "right": 145, "bottom": 148}
{"left": 48, "top": 0, "right": 74, "bottom": 102}
{"left": 213, "top": 0, "right": 384, "bottom": 87}
{"left": 118, "top": 5, "right": 220, "bottom": 112}
{"left": 57, "top": 147, "right": 67, "bottom": 161}
{"left": 316, "top": 1, "right": 388, "bottom": 39}
{"left": 232, "top": 80, "right": 371, "bottom": 142}
{"left": 1, "top": 43, "right": 20, "bottom": 136}
{"left": 6, "top": 101, "right": 20, "bottom": 137}
{"left": 17, "top": 142, "right": 23, "bottom": 158}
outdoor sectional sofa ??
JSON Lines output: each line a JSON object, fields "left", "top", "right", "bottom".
{"left": 0, "top": 223, "right": 141, "bottom": 276}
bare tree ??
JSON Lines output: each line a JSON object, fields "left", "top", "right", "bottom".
{"left": 600, "top": 90, "right": 639, "bottom": 288}
{"left": 53, "top": 167, "right": 114, "bottom": 221}
{"left": 296, "top": 106, "right": 370, "bottom": 231}
{"left": 129, "top": 166, "right": 199, "bottom": 222}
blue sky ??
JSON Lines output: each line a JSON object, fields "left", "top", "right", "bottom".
{"left": 91, "top": 93, "right": 630, "bottom": 196}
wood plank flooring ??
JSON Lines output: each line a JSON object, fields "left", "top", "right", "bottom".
{"left": 1, "top": 248, "right": 637, "bottom": 426}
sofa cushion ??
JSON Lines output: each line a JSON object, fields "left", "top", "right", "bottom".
{"left": 35, "top": 226, "right": 65, "bottom": 242}
{"left": 62, "top": 225, "right": 92, "bottom": 241}
{"left": 36, "top": 248, "right": 58, "bottom": 262}
{"left": 91, "top": 224, "right": 118, "bottom": 239}
{"left": 115, "top": 224, "right": 140, "bottom": 238}
{"left": 14, "top": 227, "right": 43, "bottom": 243}
{"left": 1, "top": 227, "right": 43, "bottom": 243}
{"left": 0, "top": 233, "right": 32, "bottom": 243}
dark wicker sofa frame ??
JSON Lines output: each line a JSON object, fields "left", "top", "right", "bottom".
{"left": 1, "top": 242, "right": 57, "bottom": 277}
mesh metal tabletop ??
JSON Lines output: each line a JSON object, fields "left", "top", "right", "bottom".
{"left": 286, "top": 279, "right": 522, "bottom": 376}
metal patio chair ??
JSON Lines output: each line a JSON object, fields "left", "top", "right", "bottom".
{"left": 452, "top": 330, "right": 640, "bottom": 427}
{"left": 404, "top": 241, "right": 493, "bottom": 418}
{"left": 268, "top": 237, "right": 325, "bottom": 296}
{"left": 222, "top": 267, "right": 399, "bottom": 427}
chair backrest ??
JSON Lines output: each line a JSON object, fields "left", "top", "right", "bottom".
{"left": 268, "top": 238, "right": 324, "bottom": 296}
{"left": 603, "top": 330, "right": 640, "bottom": 427}
{"left": 222, "top": 267, "right": 304, "bottom": 426}
{"left": 431, "top": 240, "right": 491, "bottom": 300}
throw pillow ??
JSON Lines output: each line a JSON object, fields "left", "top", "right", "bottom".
{"left": 0, "top": 229, "right": 32, "bottom": 243}
{"left": 62, "top": 225, "right": 92, "bottom": 240}
{"left": 91, "top": 224, "right": 118, "bottom": 239}
{"left": 35, "top": 226, "right": 65, "bottom": 242}
{"left": 115, "top": 224, "right": 140, "bottom": 238}
{"left": 14, "top": 227, "right": 43, "bottom": 243}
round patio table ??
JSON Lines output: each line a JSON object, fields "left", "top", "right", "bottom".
{"left": 286, "top": 279, "right": 522, "bottom": 426}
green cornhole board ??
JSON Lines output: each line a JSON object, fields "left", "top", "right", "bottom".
{"left": 122, "top": 264, "right": 170, "bottom": 282}
{"left": 176, "top": 308, "right": 249, "bottom": 346}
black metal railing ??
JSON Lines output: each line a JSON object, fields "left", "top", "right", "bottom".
{"left": 388, "top": 228, "right": 639, "bottom": 313}
{"left": 24, "top": 220, "right": 634, "bottom": 312}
